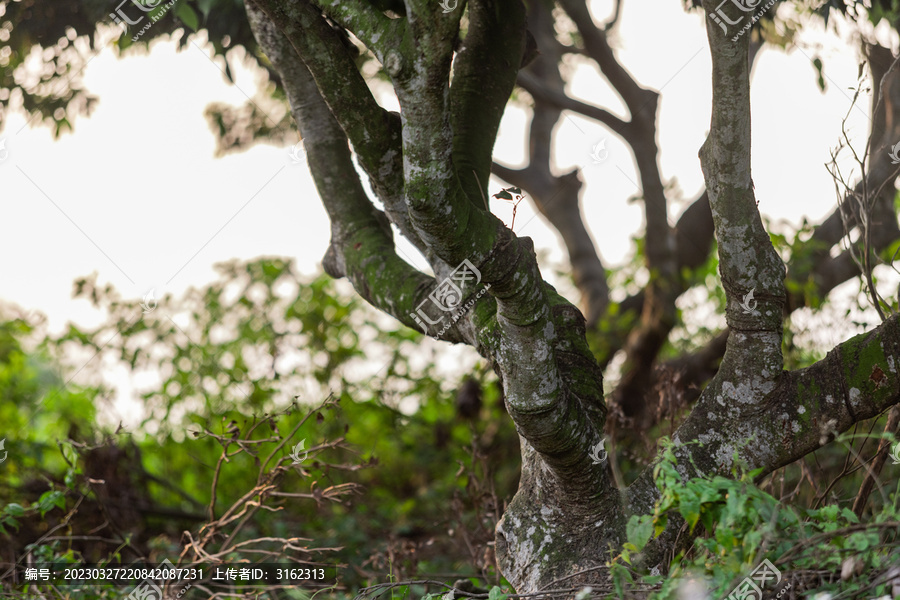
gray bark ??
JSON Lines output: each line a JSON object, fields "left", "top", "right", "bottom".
{"left": 244, "top": 0, "right": 900, "bottom": 591}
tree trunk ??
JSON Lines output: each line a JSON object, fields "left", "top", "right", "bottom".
{"left": 243, "top": 0, "right": 900, "bottom": 591}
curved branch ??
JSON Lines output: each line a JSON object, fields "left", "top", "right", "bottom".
{"left": 246, "top": 1, "right": 468, "bottom": 342}
{"left": 311, "top": 0, "right": 403, "bottom": 64}
{"left": 250, "top": 2, "right": 628, "bottom": 587}
{"left": 515, "top": 70, "right": 629, "bottom": 133}
{"left": 698, "top": 0, "right": 785, "bottom": 370}
{"left": 450, "top": 0, "right": 527, "bottom": 211}
{"left": 556, "top": 0, "right": 658, "bottom": 119}
{"left": 788, "top": 42, "right": 900, "bottom": 312}
{"left": 553, "top": 1, "right": 678, "bottom": 425}
{"left": 492, "top": 164, "right": 610, "bottom": 326}
{"left": 656, "top": 40, "right": 900, "bottom": 411}
{"left": 631, "top": 311, "right": 900, "bottom": 567}
{"left": 248, "top": 0, "right": 411, "bottom": 236}
{"left": 603, "top": 0, "right": 623, "bottom": 32}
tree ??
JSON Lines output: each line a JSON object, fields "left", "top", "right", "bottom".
{"left": 6, "top": 0, "right": 900, "bottom": 593}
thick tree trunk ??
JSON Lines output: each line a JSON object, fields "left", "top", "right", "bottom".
{"left": 244, "top": 0, "right": 900, "bottom": 591}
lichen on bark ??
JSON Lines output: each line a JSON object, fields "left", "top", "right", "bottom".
{"left": 246, "top": 0, "right": 900, "bottom": 591}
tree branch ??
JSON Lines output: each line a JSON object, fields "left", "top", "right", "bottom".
{"left": 515, "top": 70, "right": 629, "bottom": 133}
{"left": 246, "top": 1, "right": 469, "bottom": 342}
{"left": 450, "top": 0, "right": 527, "bottom": 211}
{"left": 489, "top": 0, "right": 610, "bottom": 326}
{"left": 631, "top": 310, "right": 900, "bottom": 568}
{"left": 851, "top": 405, "right": 900, "bottom": 518}
{"left": 248, "top": 0, "right": 407, "bottom": 220}
{"left": 556, "top": 0, "right": 658, "bottom": 119}
{"left": 553, "top": 1, "right": 678, "bottom": 425}
{"left": 311, "top": 0, "right": 403, "bottom": 64}
{"left": 698, "top": 0, "right": 785, "bottom": 368}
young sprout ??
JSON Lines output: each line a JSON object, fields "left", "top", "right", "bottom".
{"left": 493, "top": 186, "right": 525, "bottom": 230}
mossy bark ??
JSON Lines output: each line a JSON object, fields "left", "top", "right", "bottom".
{"left": 247, "top": 0, "right": 900, "bottom": 591}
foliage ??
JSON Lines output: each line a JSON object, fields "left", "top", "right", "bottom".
{"left": 0, "top": 0, "right": 260, "bottom": 134}
{"left": 4, "top": 259, "right": 900, "bottom": 597}
{"left": 610, "top": 437, "right": 900, "bottom": 599}
{"left": 0, "top": 258, "right": 520, "bottom": 598}
{"left": 5, "top": 0, "right": 900, "bottom": 593}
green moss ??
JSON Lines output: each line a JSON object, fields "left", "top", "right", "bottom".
{"left": 794, "top": 378, "right": 822, "bottom": 423}
{"left": 841, "top": 330, "right": 892, "bottom": 404}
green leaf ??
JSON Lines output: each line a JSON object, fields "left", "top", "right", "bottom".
{"left": 37, "top": 491, "right": 64, "bottom": 517}
{"left": 818, "top": 504, "right": 839, "bottom": 522}
{"left": 840, "top": 508, "right": 860, "bottom": 524}
{"left": 487, "top": 586, "right": 507, "bottom": 600}
{"left": 610, "top": 562, "right": 632, "bottom": 598}
{"left": 654, "top": 513, "right": 668, "bottom": 537}
{"left": 196, "top": 0, "right": 215, "bottom": 18}
{"left": 678, "top": 488, "right": 702, "bottom": 532}
{"left": 175, "top": 3, "right": 200, "bottom": 31}
{"left": 4, "top": 503, "right": 26, "bottom": 517}
{"left": 626, "top": 515, "right": 653, "bottom": 552}
{"left": 745, "top": 466, "right": 765, "bottom": 480}
{"left": 0, "top": 516, "right": 20, "bottom": 533}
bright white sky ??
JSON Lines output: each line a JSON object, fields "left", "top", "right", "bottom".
{"left": 0, "top": 0, "right": 896, "bottom": 422}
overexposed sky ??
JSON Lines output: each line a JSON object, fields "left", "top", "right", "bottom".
{"left": 0, "top": 1, "right": 894, "bottom": 400}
